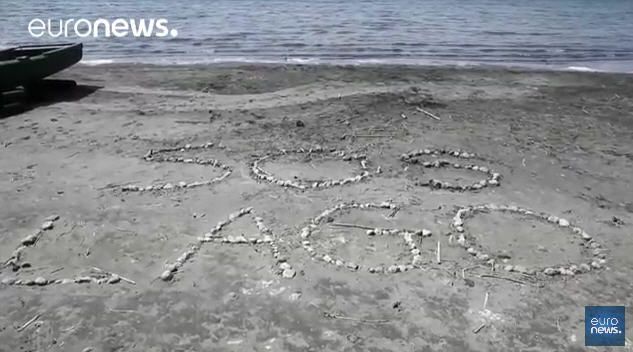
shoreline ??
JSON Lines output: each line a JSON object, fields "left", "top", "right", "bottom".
{"left": 77, "top": 58, "right": 633, "bottom": 74}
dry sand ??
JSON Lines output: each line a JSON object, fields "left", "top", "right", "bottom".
{"left": 1, "top": 63, "right": 632, "bottom": 351}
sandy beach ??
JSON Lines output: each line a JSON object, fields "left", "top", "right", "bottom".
{"left": 1, "top": 63, "right": 632, "bottom": 351}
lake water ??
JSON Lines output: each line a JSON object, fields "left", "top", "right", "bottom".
{"left": 1, "top": 0, "right": 633, "bottom": 71}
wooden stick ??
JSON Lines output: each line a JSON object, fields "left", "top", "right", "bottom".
{"left": 91, "top": 267, "right": 136, "bottom": 285}
{"left": 483, "top": 292, "right": 489, "bottom": 310}
{"left": 472, "top": 323, "right": 487, "bottom": 334}
{"left": 480, "top": 274, "right": 526, "bottom": 285}
{"left": 416, "top": 107, "right": 441, "bottom": 120}
{"left": 16, "top": 314, "right": 40, "bottom": 332}
{"left": 436, "top": 241, "right": 441, "bottom": 264}
{"left": 330, "top": 223, "right": 375, "bottom": 230}
{"left": 323, "top": 311, "right": 390, "bottom": 324}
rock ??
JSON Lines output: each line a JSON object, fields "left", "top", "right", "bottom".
{"left": 513, "top": 265, "right": 528, "bottom": 274}
{"left": 579, "top": 263, "right": 591, "bottom": 272}
{"left": 41, "top": 221, "right": 54, "bottom": 230}
{"left": 387, "top": 265, "right": 400, "bottom": 273}
{"left": 295, "top": 120, "right": 305, "bottom": 127}
{"left": 75, "top": 276, "right": 92, "bottom": 283}
{"left": 543, "top": 268, "right": 559, "bottom": 276}
{"left": 279, "top": 262, "right": 292, "bottom": 271}
{"left": 160, "top": 270, "right": 174, "bottom": 281}
{"left": 34, "top": 277, "right": 48, "bottom": 286}
{"left": 346, "top": 262, "right": 359, "bottom": 270}
{"left": 1, "top": 277, "right": 16, "bottom": 285}
{"left": 558, "top": 218, "right": 570, "bottom": 227}
{"left": 60, "top": 278, "right": 74, "bottom": 284}
{"left": 21, "top": 234, "right": 38, "bottom": 246}
{"left": 45, "top": 215, "right": 60, "bottom": 222}
{"left": 421, "top": 229, "right": 432, "bottom": 237}
{"left": 504, "top": 265, "right": 514, "bottom": 272}
{"left": 107, "top": 275, "right": 121, "bottom": 284}
{"left": 282, "top": 268, "right": 296, "bottom": 279}
{"left": 289, "top": 292, "right": 302, "bottom": 301}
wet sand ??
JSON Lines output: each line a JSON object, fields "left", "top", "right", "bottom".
{"left": 1, "top": 64, "right": 632, "bottom": 351}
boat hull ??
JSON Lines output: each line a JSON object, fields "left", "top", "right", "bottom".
{"left": 0, "top": 43, "right": 83, "bottom": 91}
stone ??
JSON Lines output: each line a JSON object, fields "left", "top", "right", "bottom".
{"left": 279, "top": 262, "right": 292, "bottom": 271}
{"left": 543, "top": 268, "right": 559, "bottom": 276}
{"left": 513, "top": 265, "right": 528, "bottom": 274}
{"left": 504, "top": 265, "right": 514, "bottom": 272}
{"left": 289, "top": 292, "right": 302, "bottom": 301}
{"left": 282, "top": 268, "right": 296, "bottom": 279}
{"left": 21, "top": 234, "right": 38, "bottom": 246}
{"left": 45, "top": 215, "right": 60, "bottom": 222}
{"left": 387, "top": 265, "right": 400, "bottom": 273}
{"left": 1, "top": 277, "right": 16, "bottom": 285}
{"left": 41, "top": 221, "right": 54, "bottom": 230}
{"left": 422, "top": 229, "right": 432, "bottom": 237}
{"left": 558, "top": 218, "right": 570, "bottom": 227}
{"left": 579, "top": 263, "right": 591, "bottom": 272}
{"left": 60, "top": 278, "right": 74, "bottom": 284}
{"left": 75, "top": 276, "right": 92, "bottom": 283}
{"left": 346, "top": 262, "right": 359, "bottom": 270}
{"left": 34, "top": 277, "right": 48, "bottom": 286}
{"left": 108, "top": 275, "right": 121, "bottom": 284}
{"left": 160, "top": 270, "right": 174, "bottom": 281}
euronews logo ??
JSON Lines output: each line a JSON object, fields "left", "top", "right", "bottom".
{"left": 585, "top": 306, "right": 625, "bottom": 346}
{"left": 28, "top": 18, "right": 179, "bottom": 38}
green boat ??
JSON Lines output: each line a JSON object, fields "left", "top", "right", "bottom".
{"left": 0, "top": 43, "right": 83, "bottom": 92}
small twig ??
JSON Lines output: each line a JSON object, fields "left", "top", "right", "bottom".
{"left": 483, "top": 292, "right": 489, "bottom": 310}
{"left": 17, "top": 314, "right": 40, "bottom": 332}
{"left": 462, "top": 265, "right": 479, "bottom": 279}
{"left": 472, "top": 323, "right": 487, "bottom": 334}
{"left": 436, "top": 241, "right": 441, "bottom": 264}
{"left": 353, "top": 135, "right": 394, "bottom": 138}
{"left": 480, "top": 274, "right": 526, "bottom": 285}
{"left": 323, "top": 311, "right": 390, "bottom": 324}
{"left": 174, "top": 120, "right": 209, "bottom": 125}
{"left": 91, "top": 267, "right": 136, "bottom": 285}
{"left": 50, "top": 267, "right": 64, "bottom": 274}
{"left": 388, "top": 207, "right": 400, "bottom": 218}
{"left": 416, "top": 107, "right": 441, "bottom": 120}
{"left": 330, "top": 223, "right": 375, "bottom": 230}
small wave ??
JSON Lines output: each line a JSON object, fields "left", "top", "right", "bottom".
{"left": 565, "top": 66, "right": 601, "bottom": 72}
{"left": 80, "top": 59, "right": 115, "bottom": 66}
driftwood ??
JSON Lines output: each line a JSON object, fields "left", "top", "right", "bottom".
{"left": 16, "top": 314, "right": 40, "bottom": 332}
{"left": 416, "top": 107, "right": 441, "bottom": 120}
{"left": 472, "top": 323, "right": 487, "bottom": 334}
{"left": 480, "top": 274, "right": 526, "bottom": 285}
{"left": 323, "top": 311, "right": 390, "bottom": 324}
{"left": 330, "top": 222, "right": 375, "bottom": 230}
